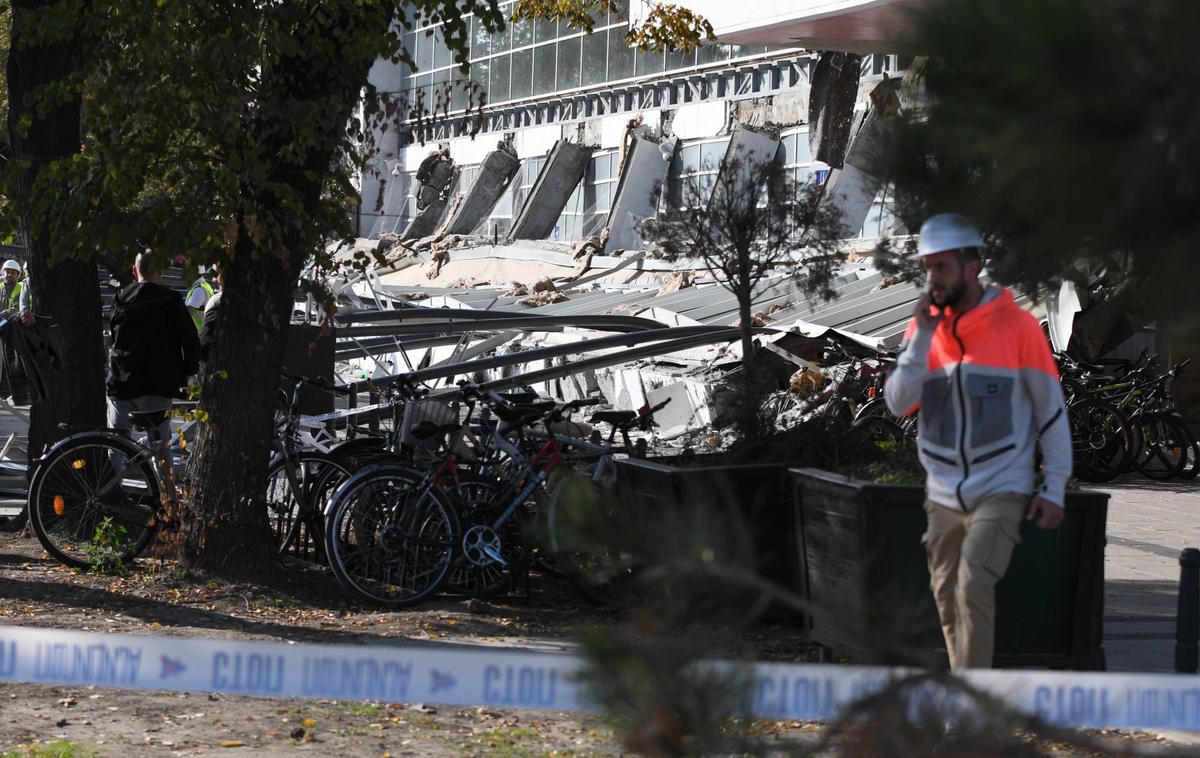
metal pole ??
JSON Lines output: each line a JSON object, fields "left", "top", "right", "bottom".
{"left": 1175, "top": 547, "right": 1200, "bottom": 673}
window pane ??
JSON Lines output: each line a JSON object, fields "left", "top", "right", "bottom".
{"left": 510, "top": 48, "right": 533, "bottom": 99}
{"left": 592, "top": 154, "right": 610, "bottom": 181}
{"left": 511, "top": 14, "right": 533, "bottom": 48}
{"left": 431, "top": 68, "right": 452, "bottom": 111}
{"left": 414, "top": 30, "right": 433, "bottom": 72}
{"left": 679, "top": 144, "right": 700, "bottom": 172}
{"left": 492, "top": 18, "right": 512, "bottom": 54}
{"left": 789, "top": 131, "right": 811, "bottom": 164}
{"left": 665, "top": 48, "right": 693, "bottom": 72}
{"left": 470, "top": 59, "right": 489, "bottom": 108}
{"left": 471, "top": 16, "right": 492, "bottom": 59}
{"left": 700, "top": 140, "right": 727, "bottom": 170}
{"left": 610, "top": 0, "right": 628, "bottom": 24}
{"left": 635, "top": 48, "right": 663, "bottom": 77}
{"left": 696, "top": 42, "right": 726, "bottom": 66}
{"left": 535, "top": 17, "right": 557, "bottom": 44}
{"left": 486, "top": 56, "right": 509, "bottom": 104}
{"left": 451, "top": 73, "right": 470, "bottom": 111}
{"left": 557, "top": 36, "right": 581, "bottom": 91}
{"left": 582, "top": 31, "right": 607, "bottom": 86}
{"left": 533, "top": 43, "right": 556, "bottom": 95}
{"left": 607, "top": 29, "right": 633, "bottom": 80}
{"left": 434, "top": 29, "right": 453, "bottom": 70}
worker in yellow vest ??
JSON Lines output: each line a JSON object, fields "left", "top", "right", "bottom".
{"left": 184, "top": 268, "right": 217, "bottom": 331}
{"left": 1, "top": 260, "right": 33, "bottom": 326}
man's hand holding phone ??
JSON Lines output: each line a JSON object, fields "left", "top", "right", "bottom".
{"left": 914, "top": 289, "right": 941, "bottom": 331}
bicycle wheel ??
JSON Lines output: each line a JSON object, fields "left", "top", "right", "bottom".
{"left": 1067, "top": 399, "right": 1132, "bottom": 483}
{"left": 544, "top": 468, "right": 626, "bottom": 589}
{"left": 442, "top": 473, "right": 531, "bottom": 598}
{"left": 265, "top": 452, "right": 352, "bottom": 562}
{"left": 28, "top": 434, "right": 159, "bottom": 569}
{"left": 324, "top": 464, "right": 459, "bottom": 607}
{"left": 852, "top": 414, "right": 909, "bottom": 445}
{"left": 1133, "top": 414, "right": 1188, "bottom": 480}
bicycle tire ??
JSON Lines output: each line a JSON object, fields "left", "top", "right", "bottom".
{"left": 265, "top": 452, "right": 352, "bottom": 563}
{"left": 1067, "top": 399, "right": 1132, "bottom": 483}
{"left": 1133, "top": 414, "right": 1188, "bottom": 481}
{"left": 324, "top": 464, "right": 459, "bottom": 607}
{"left": 442, "top": 473, "right": 531, "bottom": 598}
{"left": 28, "top": 433, "right": 160, "bottom": 569}
{"left": 543, "top": 469, "right": 626, "bottom": 589}
{"left": 1172, "top": 414, "right": 1200, "bottom": 480}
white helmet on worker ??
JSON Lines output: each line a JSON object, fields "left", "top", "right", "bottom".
{"left": 1, "top": 260, "right": 22, "bottom": 273}
{"left": 916, "top": 213, "right": 985, "bottom": 257}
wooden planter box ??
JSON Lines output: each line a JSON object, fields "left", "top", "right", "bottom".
{"left": 614, "top": 457, "right": 800, "bottom": 617}
{"left": 791, "top": 468, "right": 1109, "bottom": 670}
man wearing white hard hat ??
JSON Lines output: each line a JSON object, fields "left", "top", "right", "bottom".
{"left": 0, "top": 260, "right": 33, "bottom": 326}
{"left": 884, "top": 213, "right": 1071, "bottom": 670}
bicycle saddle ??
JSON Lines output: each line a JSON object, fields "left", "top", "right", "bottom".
{"left": 589, "top": 410, "right": 637, "bottom": 426}
{"left": 499, "top": 390, "right": 540, "bottom": 404}
{"left": 129, "top": 409, "right": 168, "bottom": 431}
{"left": 493, "top": 400, "right": 556, "bottom": 425}
{"left": 409, "top": 420, "right": 459, "bottom": 440}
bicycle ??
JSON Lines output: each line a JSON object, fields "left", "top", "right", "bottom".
{"left": 323, "top": 388, "right": 600, "bottom": 607}
{"left": 28, "top": 407, "right": 175, "bottom": 569}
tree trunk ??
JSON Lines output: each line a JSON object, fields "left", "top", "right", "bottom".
{"left": 6, "top": 0, "right": 106, "bottom": 463}
{"left": 178, "top": 5, "right": 393, "bottom": 575}
{"left": 178, "top": 246, "right": 306, "bottom": 573}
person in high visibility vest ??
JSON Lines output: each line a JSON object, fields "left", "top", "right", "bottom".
{"left": 0, "top": 260, "right": 33, "bottom": 326}
{"left": 184, "top": 267, "right": 218, "bottom": 331}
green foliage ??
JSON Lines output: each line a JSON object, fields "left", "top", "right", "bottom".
{"left": 512, "top": 0, "right": 714, "bottom": 52}
{"left": 883, "top": 0, "right": 1200, "bottom": 330}
{"left": 1, "top": 740, "right": 98, "bottom": 758}
{"left": 84, "top": 516, "right": 131, "bottom": 575}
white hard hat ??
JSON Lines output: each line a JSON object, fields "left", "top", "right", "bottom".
{"left": 916, "top": 213, "right": 985, "bottom": 257}
{"left": 1, "top": 260, "right": 22, "bottom": 273}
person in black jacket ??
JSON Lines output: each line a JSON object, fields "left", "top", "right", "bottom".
{"left": 107, "top": 252, "right": 201, "bottom": 444}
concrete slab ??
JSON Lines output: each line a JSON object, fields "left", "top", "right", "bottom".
{"left": 507, "top": 140, "right": 594, "bottom": 242}
{"left": 444, "top": 147, "right": 521, "bottom": 236}
{"left": 604, "top": 134, "right": 677, "bottom": 253}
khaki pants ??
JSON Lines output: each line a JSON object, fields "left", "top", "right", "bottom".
{"left": 923, "top": 493, "right": 1026, "bottom": 670}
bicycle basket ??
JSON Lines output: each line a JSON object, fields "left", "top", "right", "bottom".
{"left": 400, "top": 399, "right": 459, "bottom": 452}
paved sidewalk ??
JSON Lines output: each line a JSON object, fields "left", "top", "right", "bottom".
{"left": 1095, "top": 475, "right": 1200, "bottom": 672}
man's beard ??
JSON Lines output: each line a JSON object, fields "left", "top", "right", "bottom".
{"left": 932, "top": 275, "right": 967, "bottom": 308}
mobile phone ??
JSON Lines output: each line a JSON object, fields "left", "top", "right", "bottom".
{"left": 923, "top": 283, "right": 943, "bottom": 317}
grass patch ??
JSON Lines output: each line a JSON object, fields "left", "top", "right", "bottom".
{"left": 344, "top": 701, "right": 387, "bottom": 719}
{"left": 1, "top": 740, "right": 99, "bottom": 758}
{"left": 459, "top": 726, "right": 546, "bottom": 758}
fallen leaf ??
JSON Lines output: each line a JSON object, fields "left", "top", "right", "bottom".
{"left": 219, "top": 740, "right": 245, "bottom": 748}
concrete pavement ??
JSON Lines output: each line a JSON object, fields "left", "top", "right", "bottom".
{"left": 1095, "top": 475, "right": 1200, "bottom": 673}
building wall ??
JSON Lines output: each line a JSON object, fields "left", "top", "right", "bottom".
{"left": 359, "top": 5, "right": 908, "bottom": 241}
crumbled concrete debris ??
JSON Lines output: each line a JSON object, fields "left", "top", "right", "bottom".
{"left": 735, "top": 312, "right": 770, "bottom": 328}
{"left": 570, "top": 233, "right": 605, "bottom": 260}
{"left": 519, "top": 289, "right": 569, "bottom": 306}
{"left": 375, "top": 232, "right": 401, "bottom": 255}
{"left": 767, "top": 302, "right": 792, "bottom": 316}
{"left": 531, "top": 276, "right": 558, "bottom": 294}
{"left": 402, "top": 292, "right": 429, "bottom": 301}
{"left": 570, "top": 252, "right": 594, "bottom": 279}
{"left": 426, "top": 247, "right": 449, "bottom": 279}
{"left": 504, "top": 281, "right": 529, "bottom": 297}
{"left": 660, "top": 270, "right": 694, "bottom": 293}
{"left": 871, "top": 274, "right": 907, "bottom": 292}
{"left": 448, "top": 277, "right": 489, "bottom": 289}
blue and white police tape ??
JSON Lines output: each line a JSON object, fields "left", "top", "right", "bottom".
{"left": 3, "top": 625, "right": 1200, "bottom": 731}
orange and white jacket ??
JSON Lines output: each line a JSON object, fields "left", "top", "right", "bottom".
{"left": 884, "top": 286, "right": 1072, "bottom": 511}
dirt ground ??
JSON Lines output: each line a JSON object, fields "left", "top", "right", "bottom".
{"left": 0, "top": 531, "right": 1192, "bottom": 757}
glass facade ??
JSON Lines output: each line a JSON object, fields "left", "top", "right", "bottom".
{"left": 400, "top": 1, "right": 775, "bottom": 112}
